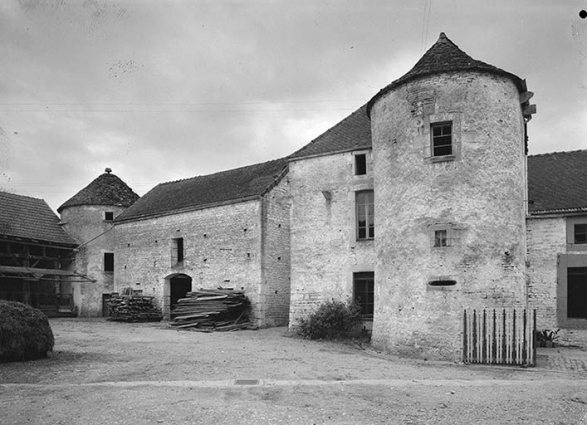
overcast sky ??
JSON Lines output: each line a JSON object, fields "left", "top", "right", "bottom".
{"left": 1, "top": 0, "right": 586, "bottom": 212}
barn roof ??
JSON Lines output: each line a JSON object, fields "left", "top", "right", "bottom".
{"left": 58, "top": 170, "right": 139, "bottom": 213}
{"left": 115, "top": 158, "right": 288, "bottom": 222}
{"left": 289, "top": 104, "right": 371, "bottom": 160}
{"left": 0, "top": 191, "right": 77, "bottom": 246}
{"left": 528, "top": 149, "right": 587, "bottom": 215}
{"left": 367, "top": 32, "right": 526, "bottom": 115}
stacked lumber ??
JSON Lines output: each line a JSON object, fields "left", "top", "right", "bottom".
{"left": 107, "top": 294, "right": 163, "bottom": 322}
{"left": 170, "top": 288, "right": 254, "bottom": 331}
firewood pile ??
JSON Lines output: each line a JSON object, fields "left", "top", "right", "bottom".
{"left": 107, "top": 293, "right": 163, "bottom": 323}
{"left": 170, "top": 288, "right": 254, "bottom": 331}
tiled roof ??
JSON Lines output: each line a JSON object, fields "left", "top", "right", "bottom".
{"left": 528, "top": 150, "right": 587, "bottom": 215}
{"left": 115, "top": 158, "right": 288, "bottom": 222}
{"left": 58, "top": 171, "right": 140, "bottom": 213}
{"left": 289, "top": 104, "right": 371, "bottom": 160}
{"left": 0, "top": 192, "right": 77, "bottom": 246}
{"left": 367, "top": 33, "right": 526, "bottom": 115}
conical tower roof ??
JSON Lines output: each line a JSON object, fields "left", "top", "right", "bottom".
{"left": 367, "top": 33, "right": 526, "bottom": 114}
{"left": 58, "top": 168, "right": 140, "bottom": 213}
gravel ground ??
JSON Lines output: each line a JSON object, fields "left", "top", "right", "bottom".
{"left": 1, "top": 318, "right": 586, "bottom": 424}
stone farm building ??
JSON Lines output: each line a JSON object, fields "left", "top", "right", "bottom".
{"left": 1, "top": 33, "right": 586, "bottom": 360}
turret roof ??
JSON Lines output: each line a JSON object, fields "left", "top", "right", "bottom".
{"left": 57, "top": 170, "right": 139, "bottom": 213}
{"left": 367, "top": 32, "right": 526, "bottom": 115}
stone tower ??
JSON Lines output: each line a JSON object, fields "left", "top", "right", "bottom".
{"left": 367, "top": 33, "right": 536, "bottom": 360}
{"left": 58, "top": 169, "right": 139, "bottom": 316}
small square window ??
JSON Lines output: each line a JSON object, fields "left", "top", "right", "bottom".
{"left": 104, "top": 211, "right": 114, "bottom": 221}
{"left": 434, "top": 230, "right": 448, "bottom": 247}
{"left": 431, "top": 122, "right": 452, "bottom": 157}
{"left": 355, "top": 154, "right": 367, "bottom": 175}
{"left": 575, "top": 224, "right": 587, "bottom": 244}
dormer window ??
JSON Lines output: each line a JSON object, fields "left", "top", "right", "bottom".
{"left": 104, "top": 211, "right": 114, "bottom": 221}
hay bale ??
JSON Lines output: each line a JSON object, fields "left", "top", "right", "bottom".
{"left": 0, "top": 300, "right": 54, "bottom": 363}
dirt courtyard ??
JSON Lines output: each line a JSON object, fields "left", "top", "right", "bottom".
{"left": 1, "top": 318, "right": 587, "bottom": 424}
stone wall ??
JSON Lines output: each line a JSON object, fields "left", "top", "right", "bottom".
{"left": 260, "top": 177, "right": 291, "bottom": 326}
{"left": 61, "top": 205, "right": 126, "bottom": 317}
{"left": 526, "top": 216, "right": 565, "bottom": 329}
{"left": 289, "top": 150, "right": 376, "bottom": 327}
{"left": 114, "top": 185, "right": 291, "bottom": 327}
{"left": 370, "top": 71, "right": 528, "bottom": 360}
{"left": 527, "top": 215, "right": 587, "bottom": 344}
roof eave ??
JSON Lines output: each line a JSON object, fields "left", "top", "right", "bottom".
{"left": 114, "top": 195, "right": 263, "bottom": 224}
{"left": 527, "top": 207, "right": 587, "bottom": 218}
{"left": 288, "top": 144, "right": 372, "bottom": 163}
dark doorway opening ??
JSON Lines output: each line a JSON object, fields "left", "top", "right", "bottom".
{"left": 568, "top": 267, "right": 587, "bottom": 319}
{"left": 170, "top": 274, "right": 192, "bottom": 310}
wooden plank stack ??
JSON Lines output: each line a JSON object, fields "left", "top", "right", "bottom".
{"left": 170, "top": 288, "right": 254, "bottom": 331}
{"left": 107, "top": 294, "right": 163, "bottom": 322}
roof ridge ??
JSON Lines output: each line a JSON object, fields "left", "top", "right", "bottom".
{"left": 158, "top": 157, "right": 288, "bottom": 186}
{"left": 529, "top": 148, "right": 587, "bottom": 158}
{"left": 0, "top": 190, "right": 44, "bottom": 202}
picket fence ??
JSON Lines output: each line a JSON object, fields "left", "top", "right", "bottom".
{"left": 462, "top": 309, "right": 536, "bottom": 366}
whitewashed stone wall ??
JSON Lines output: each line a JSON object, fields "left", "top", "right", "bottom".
{"left": 114, "top": 183, "right": 291, "bottom": 327}
{"left": 289, "top": 151, "right": 376, "bottom": 326}
{"left": 61, "top": 205, "right": 126, "bottom": 316}
{"left": 527, "top": 215, "right": 587, "bottom": 344}
{"left": 370, "top": 71, "right": 528, "bottom": 360}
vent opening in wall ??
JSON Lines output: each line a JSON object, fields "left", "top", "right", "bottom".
{"left": 428, "top": 280, "right": 456, "bottom": 287}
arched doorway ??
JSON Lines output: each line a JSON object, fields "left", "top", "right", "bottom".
{"left": 169, "top": 274, "right": 192, "bottom": 317}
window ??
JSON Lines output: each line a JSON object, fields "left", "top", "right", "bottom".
{"left": 431, "top": 122, "right": 452, "bottom": 157}
{"left": 172, "top": 238, "right": 184, "bottom": 264}
{"left": 575, "top": 224, "right": 587, "bottom": 244}
{"left": 434, "top": 230, "right": 448, "bottom": 247}
{"left": 104, "top": 211, "right": 114, "bottom": 221}
{"left": 104, "top": 253, "right": 114, "bottom": 272}
{"left": 354, "top": 272, "right": 374, "bottom": 319}
{"left": 356, "top": 191, "right": 374, "bottom": 240}
{"left": 354, "top": 154, "right": 367, "bottom": 175}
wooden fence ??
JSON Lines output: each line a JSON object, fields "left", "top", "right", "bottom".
{"left": 462, "top": 309, "right": 536, "bottom": 366}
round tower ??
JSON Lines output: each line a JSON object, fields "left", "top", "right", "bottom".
{"left": 368, "top": 33, "right": 535, "bottom": 360}
{"left": 58, "top": 168, "right": 139, "bottom": 317}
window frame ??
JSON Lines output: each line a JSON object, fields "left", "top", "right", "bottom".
{"left": 353, "top": 272, "right": 374, "bottom": 320}
{"left": 434, "top": 229, "right": 448, "bottom": 248}
{"left": 104, "top": 252, "right": 114, "bottom": 273}
{"left": 574, "top": 224, "right": 587, "bottom": 245}
{"left": 354, "top": 153, "right": 367, "bottom": 176}
{"left": 355, "top": 190, "right": 374, "bottom": 241}
{"left": 171, "top": 237, "right": 185, "bottom": 265}
{"left": 430, "top": 121, "right": 453, "bottom": 158}
{"left": 566, "top": 217, "right": 587, "bottom": 252}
